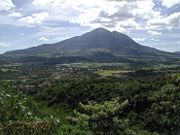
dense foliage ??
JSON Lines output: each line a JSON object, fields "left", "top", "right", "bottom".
{"left": 0, "top": 82, "right": 59, "bottom": 135}
{"left": 0, "top": 64, "right": 180, "bottom": 134}
{"left": 64, "top": 74, "right": 180, "bottom": 135}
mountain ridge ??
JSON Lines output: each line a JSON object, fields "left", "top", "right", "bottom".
{"left": 2, "top": 28, "right": 180, "bottom": 65}
{"left": 4, "top": 28, "right": 173, "bottom": 56}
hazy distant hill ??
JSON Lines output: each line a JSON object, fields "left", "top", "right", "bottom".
{"left": 2, "top": 28, "right": 180, "bottom": 65}
{"left": 175, "top": 51, "right": 180, "bottom": 54}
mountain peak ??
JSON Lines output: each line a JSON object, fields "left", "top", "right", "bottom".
{"left": 4, "top": 27, "right": 169, "bottom": 59}
{"left": 93, "top": 27, "right": 111, "bottom": 32}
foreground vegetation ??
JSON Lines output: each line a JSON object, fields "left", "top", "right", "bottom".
{"left": 0, "top": 63, "right": 180, "bottom": 134}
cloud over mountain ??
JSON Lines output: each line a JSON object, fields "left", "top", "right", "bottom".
{"left": 0, "top": 0, "right": 180, "bottom": 53}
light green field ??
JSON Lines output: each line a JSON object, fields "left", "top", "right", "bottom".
{"left": 1, "top": 68, "right": 9, "bottom": 73}
{"left": 67, "top": 63, "right": 129, "bottom": 68}
{"left": 96, "top": 70, "right": 131, "bottom": 77}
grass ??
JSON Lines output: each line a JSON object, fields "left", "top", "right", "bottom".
{"left": 96, "top": 70, "right": 131, "bottom": 77}
{"left": 1, "top": 68, "right": 9, "bottom": 73}
{"left": 37, "top": 101, "right": 71, "bottom": 124}
{"left": 68, "top": 63, "right": 129, "bottom": 69}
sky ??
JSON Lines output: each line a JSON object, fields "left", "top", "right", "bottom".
{"left": 0, "top": 0, "right": 180, "bottom": 54}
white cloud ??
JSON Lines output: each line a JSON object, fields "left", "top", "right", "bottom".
{"left": 33, "top": 26, "right": 91, "bottom": 43}
{"left": 39, "top": 37, "right": 49, "bottom": 41}
{"left": 161, "top": 0, "right": 180, "bottom": 8}
{"left": 130, "top": 1, "right": 160, "bottom": 19}
{"left": 0, "top": 0, "right": 15, "bottom": 11}
{"left": 167, "top": 12, "right": 180, "bottom": 26}
{"left": 70, "top": 0, "right": 159, "bottom": 27}
{"left": 117, "top": 19, "right": 139, "bottom": 28}
{"left": 32, "top": 0, "right": 159, "bottom": 32}
{"left": 33, "top": 0, "right": 63, "bottom": 7}
{"left": 112, "top": 26, "right": 127, "bottom": 33}
{"left": 133, "top": 38, "right": 146, "bottom": 42}
{"left": 18, "top": 12, "right": 49, "bottom": 27}
{"left": 0, "top": 14, "right": 21, "bottom": 26}
{"left": 9, "top": 12, "right": 22, "bottom": 18}
{"left": 0, "top": 43, "right": 9, "bottom": 47}
{"left": 147, "top": 12, "right": 180, "bottom": 29}
{"left": 147, "top": 30, "right": 162, "bottom": 35}
{"left": 150, "top": 38, "right": 160, "bottom": 42}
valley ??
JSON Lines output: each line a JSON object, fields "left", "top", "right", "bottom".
{"left": 0, "top": 28, "right": 180, "bottom": 135}
{"left": 0, "top": 62, "right": 180, "bottom": 134}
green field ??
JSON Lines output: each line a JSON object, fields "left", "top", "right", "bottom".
{"left": 66, "top": 62, "right": 129, "bottom": 68}
{"left": 96, "top": 70, "right": 132, "bottom": 77}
